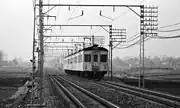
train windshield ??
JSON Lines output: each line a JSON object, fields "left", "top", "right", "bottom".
{"left": 94, "top": 54, "right": 98, "bottom": 62}
{"left": 84, "top": 54, "right": 91, "bottom": 62}
{"left": 100, "top": 54, "right": 107, "bottom": 62}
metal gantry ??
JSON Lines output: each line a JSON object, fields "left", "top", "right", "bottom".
{"left": 32, "top": 2, "right": 158, "bottom": 107}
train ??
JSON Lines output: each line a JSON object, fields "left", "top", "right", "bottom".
{"left": 63, "top": 45, "right": 108, "bottom": 80}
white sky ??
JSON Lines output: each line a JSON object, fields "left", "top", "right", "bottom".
{"left": 0, "top": 0, "right": 180, "bottom": 61}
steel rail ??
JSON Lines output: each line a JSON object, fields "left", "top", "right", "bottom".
{"left": 49, "top": 75, "right": 86, "bottom": 108}
{"left": 57, "top": 75, "right": 120, "bottom": 108}
{"left": 99, "top": 81, "right": 180, "bottom": 107}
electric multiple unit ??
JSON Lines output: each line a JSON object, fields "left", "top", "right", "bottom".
{"left": 64, "top": 45, "right": 108, "bottom": 80}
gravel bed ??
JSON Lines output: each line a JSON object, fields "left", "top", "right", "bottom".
{"left": 62, "top": 75, "right": 172, "bottom": 108}
{"left": 57, "top": 77, "right": 107, "bottom": 108}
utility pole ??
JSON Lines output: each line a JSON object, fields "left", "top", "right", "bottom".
{"left": 31, "top": 1, "right": 36, "bottom": 104}
{"left": 139, "top": 6, "right": 144, "bottom": 88}
{"left": 139, "top": 5, "right": 158, "bottom": 88}
{"left": 110, "top": 28, "right": 126, "bottom": 80}
{"left": 39, "top": 0, "right": 44, "bottom": 107}
{"left": 109, "top": 25, "right": 112, "bottom": 80}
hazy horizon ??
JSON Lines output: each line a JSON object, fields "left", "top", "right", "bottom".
{"left": 0, "top": 0, "right": 180, "bottom": 61}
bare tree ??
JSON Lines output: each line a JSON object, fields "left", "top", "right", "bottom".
{"left": 0, "top": 50, "right": 4, "bottom": 62}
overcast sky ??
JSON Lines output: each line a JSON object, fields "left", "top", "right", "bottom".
{"left": 0, "top": 0, "right": 180, "bottom": 61}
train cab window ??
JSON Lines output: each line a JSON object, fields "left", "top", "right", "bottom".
{"left": 94, "top": 55, "right": 98, "bottom": 62}
{"left": 84, "top": 54, "right": 91, "bottom": 62}
{"left": 80, "top": 55, "right": 82, "bottom": 62}
{"left": 78, "top": 55, "right": 82, "bottom": 63}
{"left": 70, "top": 58, "right": 73, "bottom": 64}
{"left": 74, "top": 57, "right": 77, "bottom": 63}
{"left": 100, "top": 54, "right": 107, "bottom": 62}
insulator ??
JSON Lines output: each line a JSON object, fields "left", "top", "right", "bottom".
{"left": 99, "top": 10, "right": 102, "bottom": 16}
{"left": 141, "top": 9, "right": 144, "bottom": 13}
{"left": 140, "top": 14, "right": 144, "bottom": 18}
{"left": 140, "top": 20, "right": 144, "bottom": 24}
{"left": 68, "top": 6, "right": 70, "bottom": 11}
{"left": 81, "top": 10, "right": 84, "bottom": 16}
{"left": 140, "top": 5, "right": 144, "bottom": 9}
{"left": 113, "top": 6, "right": 115, "bottom": 12}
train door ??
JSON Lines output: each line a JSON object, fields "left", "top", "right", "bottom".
{"left": 92, "top": 52, "right": 100, "bottom": 71}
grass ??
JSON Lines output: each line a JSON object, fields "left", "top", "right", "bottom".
{"left": 0, "top": 87, "right": 17, "bottom": 100}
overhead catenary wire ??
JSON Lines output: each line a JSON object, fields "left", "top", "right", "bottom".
{"left": 42, "top": 0, "right": 180, "bottom": 50}
{"left": 110, "top": 0, "right": 147, "bottom": 49}
{"left": 59, "top": 1, "right": 85, "bottom": 36}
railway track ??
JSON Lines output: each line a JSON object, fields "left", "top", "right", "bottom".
{"left": 59, "top": 74, "right": 176, "bottom": 108}
{"left": 49, "top": 75, "right": 84, "bottom": 108}
{"left": 49, "top": 74, "right": 120, "bottom": 108}
{"left": 96, "top": 81, "right": 180, "bottom": 108}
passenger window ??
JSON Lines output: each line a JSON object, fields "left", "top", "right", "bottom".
{"left": 100, "top": 55, "right": 107, "bottom": 62}
{"left": 84, "top": 54, "right": 91, "bottom": 62}
{"left": 94, "top": 55, "right": 98, "bottom": 62}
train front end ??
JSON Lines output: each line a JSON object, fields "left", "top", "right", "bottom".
{"left": 83, "top": 45, "right": 108, "bottom": 80}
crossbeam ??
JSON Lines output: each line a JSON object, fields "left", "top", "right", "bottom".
{"left": 35, "top": 4, "right": 142, "bottom": 7}
{"left": 44, "top": 42, "right": 87, "bottom": 43}
{"left": 45, "top": 48, "right": 74, "bottom": 50}
{"left": 44, "top": 45, "right": 74, "bottom": 48}
{"left": 44, "top": 35, "right": 104, "bottom": 38}
{"left": 43, "top": 24, "right": 111, "bottom": 27}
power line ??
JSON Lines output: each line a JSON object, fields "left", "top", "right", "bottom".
{"left": 115, "top": 39, "right": 140, "bottom": 49}
{"left": 115, "top": 34, "right": 180, "bottom": 49}
{"left": 126, "top": 33, "right": 140, "bottom": 42}
{"left": 113, "top": 33, "right": 140, "bottom": 49}
{"left": 115, "top": 37, "right": 150, "bottom": 49}
{"left": 158, "top": 28, "right": 180, "bottom": 32}
{"left": 148, "top": 35, "right": 180, "bottom": 39}
{"left": 159, "top": 22, "right": 180, "bottom": 29}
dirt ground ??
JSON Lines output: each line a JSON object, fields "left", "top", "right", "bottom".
{"left": 0, "top": 66, "right": 31, "bottom": 106}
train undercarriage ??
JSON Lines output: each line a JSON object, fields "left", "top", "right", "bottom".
{"left": 64, "top": 70, "right": 107, "bottom": 80}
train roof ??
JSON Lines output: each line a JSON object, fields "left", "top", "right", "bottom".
{"left": 64, "top": 45, "right": 108, "bottom": 58}
{"left": 83, "top": 45, "right": 108, "bottom": 51}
